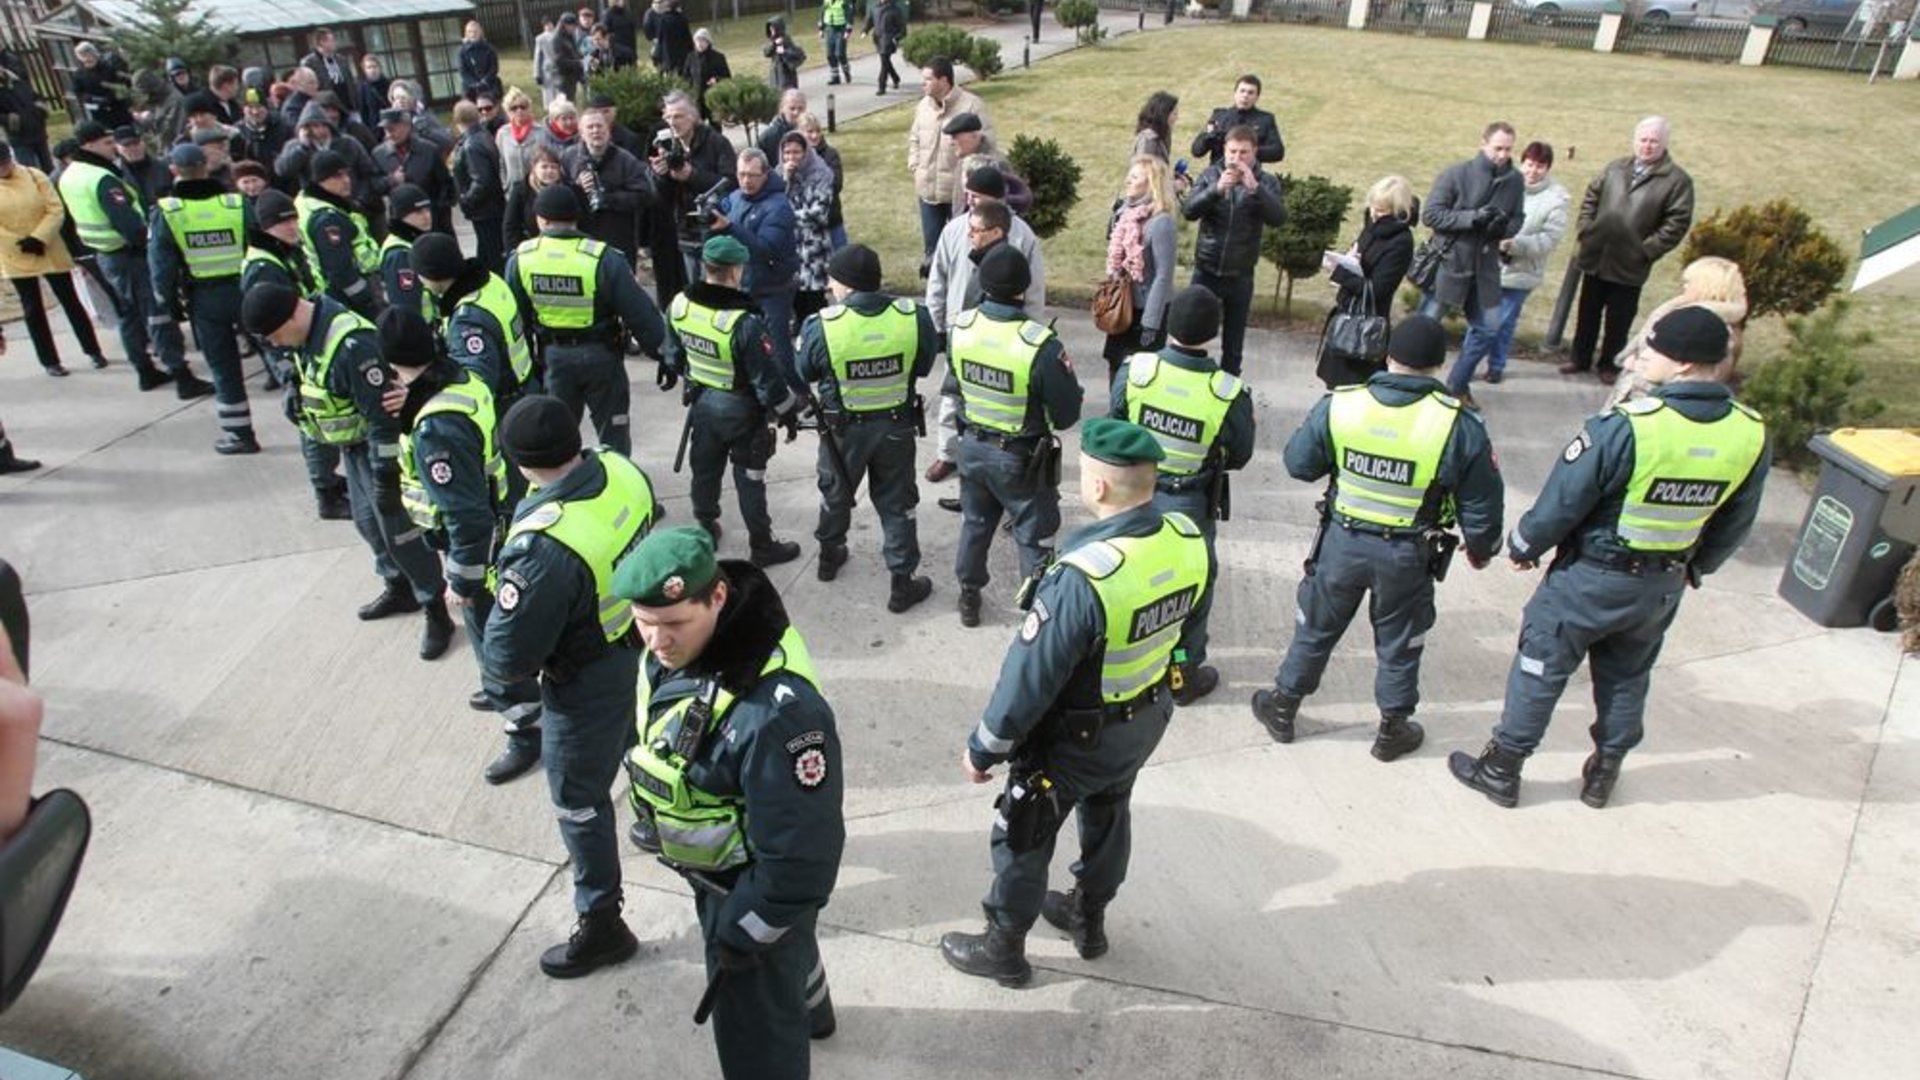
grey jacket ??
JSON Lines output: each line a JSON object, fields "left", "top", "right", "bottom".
{"left": 1422, "top": 152, "right": 1523, "bottom": 309}
{"left": 1502, "top": 177, "right": 1569, "bottom": 292}
{"left": 926, "top": 213, "right": 1046, "bottom": 333}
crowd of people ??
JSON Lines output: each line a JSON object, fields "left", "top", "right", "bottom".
{"left": 0, "top": 22, "right": 1775, "bottom": 1080}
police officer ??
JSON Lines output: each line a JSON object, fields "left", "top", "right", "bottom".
{"left": 505, "top": 185, "right": 668, "bottom": 457}
{"left": 1110, "top": 286, "right": 1255, "bottom": 705}
{"left": 297, "top": 148, "right": 381, "bottom": 317}
{"left": 667, "top": 234, "right": 805, "bottom": 567}
{"left": 56, "top": 119, "right": 211, "bottom": 397}
{"left": 614, "top": 526, "right": 845, "bottom": 1079}
{"left": 379, "top": 309, "right": 544, "bottom": 784}
{"left": 409, "top": 232, "right": 537, "bottom": 411}
{"left": 818, "top": 0, "right": 853, "bottom": 84}
{"left": 794, "top": 244, "right": 938, "bottom": 611}
{"left": 1253, "top": 316, "right": 1504, "bottom": 761}
{"left": 150, "top": 143, "right": 258, "bottom": 455}
{"left": 947, "top": 244, "right": 1082, "bottom": 628}
{"left": 942, "top": 418, "right": 1210, "bottom": 984}
{"left": 244, "top": 189, "right": 348, "bottom": 520}
{"left": 378, "top": 183, "right": 434, "bottom": 319}
{"left": 240, "top": 283, "right": 452, "bottom": 658}
{"left": 1451, "top": 307, "right": 1767, "bottom": 809}
{"left": 482, "top": 394, "right": 658, "bottom": 976}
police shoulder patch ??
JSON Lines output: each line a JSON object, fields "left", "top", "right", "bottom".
{"left": 496, "top": 581, "right": 521, "bottom": 610}
{"left": 464, "top": 332, "right": 486, "bottom": 355}
{"left": 365, "top": 365, "right": 386, "bottom": 386}
{"left": 396, "top": 269, "right": 416, "bottom": 291}
{"left": 1563, "top": 430, "right": 1591, "bottom": 463}
{"left": 1020, "top": 596, "right": 1051, "bottom": 642}
{"left": 428, "top": 456, "right": 454, "bottom": 485}
{"left": 791, "top": 740, "right": 829, "bottom": 789}
{"left": 325, "top": 226, "right": 342, "bottom": 244}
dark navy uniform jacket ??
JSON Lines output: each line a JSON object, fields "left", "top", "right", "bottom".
{"left": 402, "top": 364, "right": 501, "bottom": 600}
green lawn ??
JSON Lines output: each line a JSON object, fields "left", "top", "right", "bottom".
{"left": 822, "top": 24, "right": 1920, "bottom": 424}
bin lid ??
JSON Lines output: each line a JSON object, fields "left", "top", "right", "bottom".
{"left": 1824, "top": 429, "right": 1920, "bottom": 478}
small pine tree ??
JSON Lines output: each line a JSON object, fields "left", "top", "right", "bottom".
{"left": 705, "top": 76, "right": 779, "bottom": 143}
{"left": 1260, "top": 174, "right": 1353, "bottom": 314}
{"left": 1739, "top": 299, "right": 1884, "bottom": 469}
{"left": 1682, "top": 199, "right": 1848, "bottom": 321}
{"left": 1006, "top": 135, "right": 1081, "bottom": 239}
{"left": 586, "top": 67, "right": 691, "bottom": 139}
{"left": 109, "top": 0, "right": 237, "bottom": 74}
{"left": 900, "top": 25, "right": 975, "bottom": 70}
{"left": 966, "top": 36, "right": 1003, "bottom": 79}
{"left": 1056, "top": 0, "right": 1105, "bottom": 44}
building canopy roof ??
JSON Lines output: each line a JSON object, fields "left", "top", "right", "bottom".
{"left": 57, "top": 0, "right": 474, "bottom": 37}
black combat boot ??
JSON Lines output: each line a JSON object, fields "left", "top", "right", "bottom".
{"left": 1581, "top": 753, "right": 1624, "bottom": 809}
{"left": 628, "top": 812, "right": 662, "bottom": 853}
{"left": 1370, "top": 714, "right": 1425, "bottom": 763}
{"left": 958, "top": 587, "right": 982, "bottom": 628}
{"left": 1040, "top": 888, "right": 1109, "bottom": 960}
{"left": 215, "top": 430, "right": 261, "bottom": 455}
{"left": 174, "top": 371, "right": 215, "bottom": 399}
{"left": 1251, "top": 688, "right": 1302, "bottom": 744}
{"left": 1170, "top": 662, "right": 1219, "bottom": 706}
{"left": 137, "top": 365, "right": 174, "bottom": 392}
{"left": 484, "top": 734, "right": 542, "bottom": 785}
{"left": 468, "top": 690, "right": 492, "bottom": 712}
{"left": 750, "top": 539, "right": 801, "bottom": 567}
{"left": 887, "top": 573, "right": 933, "bottom": 613}
{"left": 357, "top": 577, "right": 422, "bottom": 621}
{"left": 419, "top": 598, "right": 455, "bottom": 660}
{"left": 316, "top": 480, "right": 352, "bottom": 521}
{"left": 539, "top": 906, "right": 639, "bottom": 979}
{"left": 940, "top": 916, "right": 1031, "bottom": 987}
{"left": 817, "top": 544, "right": 849, "bottom": 582}
{"left": 1448, "top": 741, "right": 1526, "bottom": 808}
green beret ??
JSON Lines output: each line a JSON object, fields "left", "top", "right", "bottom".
{"left": 1080, "top": 417, "right": 1165, "bottom": 467}
{"left": 701, "top": 235, "right": 750, "bottom": 266}
{"left": 612, "top": 526, "right": 719, "bottom": 606}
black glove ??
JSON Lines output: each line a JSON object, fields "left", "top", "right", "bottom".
{"left": 715, "top": 944, "right": 761, "bottom": 973}
{"left": 656, "top": 362, "right": 678, "bottom": 392}
{"left": 15, "top": 236, "right": 45, "bottom": 256}
{"left": 1470, "top": 205, "right": 1498, "bottom": 231}
{"left": 777, "top": 410, "right": 801, "bottom": 444}
{"left": 373, "top": 466, "right": 404, "bottom": 518}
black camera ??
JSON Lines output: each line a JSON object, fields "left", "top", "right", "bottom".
{"left": 653, "top": 129, "right": 685, "bottom": 171}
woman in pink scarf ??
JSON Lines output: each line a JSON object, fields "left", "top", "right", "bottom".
{"left": 1101, "top": 155, "right": 1178, "bottom": 381}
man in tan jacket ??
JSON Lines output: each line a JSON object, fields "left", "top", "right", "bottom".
{"left": 907, "top": 55, "right": 989, "bottom": 267}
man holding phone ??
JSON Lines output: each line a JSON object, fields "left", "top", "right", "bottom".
{"left": 1181, "top": 127, "right": 1285, "bottom": 376}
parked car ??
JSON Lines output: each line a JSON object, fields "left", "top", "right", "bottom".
{"left": 1758, "top": 0, "right": 1887, "bottom": 38}
{"left": 1511, "top": 0, "right": 1701, "bottom": 29}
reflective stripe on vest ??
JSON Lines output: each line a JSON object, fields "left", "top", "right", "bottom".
{"left": 669, "top": 293, "right": 744, "bottom": 392}
{"left": 453, "top": 274, "right": 536, "bottom": 388}
{"left": 296, "top": 192, "right": 379, "bottom": 277}
{"left": 1615, "top": 397, "right": 1765, "bottom": 552}
{"left": 244, "top": 244, "right": 317, "bottom": 295}
{"left": 504, "top": 451, "right": 655, "bottom": 640}
{"left": 57, "top": 161, "right": 136, "bottom": 253}
{"left": 1327, "top": 385, "right": 1460, "bottom": 529}
{"left": 821, "top": 299, "right": 917, "bottom": 412}
{"left": 1058, "top": 512, "right": 1209, "bottom": 703}
{"left": 950, "top": 309, "right": 1047, "bottom": 435}
{"left": 1124, "top": 353, "right": 1241, "bottom": 477}
{"left": 627, "top": 625, "right": 820, "bottom": 872}
{"left": 159, "top": 193, "right": 245, "bottom": 279}
{"left": 515, "top": 235, "right": 602, "bottom": 330}
{"left": 296, "top": 309, "right": 374, "bottom": 445}
{"left": 399, "top": 372, "right": 507, "bottom": 530}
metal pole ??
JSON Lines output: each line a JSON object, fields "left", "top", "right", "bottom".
{"left": 1542, "top": 262, "right": 1581, "bottom": 350}
{"left": 827, "top": 92, "right": 836, "bottom": 132}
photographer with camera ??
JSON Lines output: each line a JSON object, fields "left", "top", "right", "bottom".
{"left": 562, "top": 110, "right": 650, "bottom": 269}
{"left": 1415, "top": 122, "right": 1524, "bottom": 409}
{"left": 648, "top": 91, "right": 736, "bottom": 303}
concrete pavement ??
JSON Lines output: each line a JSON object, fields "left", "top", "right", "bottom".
{"left": 2, "top": 15, "right": 1917, "bottom": 1080}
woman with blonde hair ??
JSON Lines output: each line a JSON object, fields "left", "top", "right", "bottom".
{"left": 494, "top": 86, "right": 542, "bottom": 190}
{"left": 1101, "top": 153, "right": 1179, "bottom": 379}
{"left": 1606, "top": 255, "right": 1747, "bottom": 408}
{"left": 1316, "top": 174, "right": 1417, "bottom": 388}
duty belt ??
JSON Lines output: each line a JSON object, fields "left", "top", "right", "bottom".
{"left": 1101, "top": 681, "right": 1169, "bottom": 723}
{"left": 829, "top": 402, "right": 917, "bottom": 426}
{"left": 543, "top": 321, "right": 620, "bottom": 347}
{"left": 1579, "top": 550, "right": 1689, "bottom": 576}
{"left": 962, "top": 425, "right": 1042, "bottom": 453}
{"left": 1333, "top": 514, "right": 1428, "bottom": 542}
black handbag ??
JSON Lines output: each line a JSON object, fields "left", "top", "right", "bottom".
{"left": 1406, "top": 233, "right": 1454, "bottom": 293}
{"left": 1324, "top": 282, "right": 1389, "bottom": 367}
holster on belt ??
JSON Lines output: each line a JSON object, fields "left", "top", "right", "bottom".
{"left": 1025, "top": 434, "right": 1062, "bottom": 487}
{"left": 1425, "top": 529, "right": 1461, "bottom": 581}
{"left": 995, "top": 757, "right": 1067, "bottom": 855}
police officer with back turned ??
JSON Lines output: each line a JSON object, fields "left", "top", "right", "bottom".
{"left": 1451, "top": 307, "right": 1766, "bottom": 810}
{"left": 483, "top": 394, "right": 659, "bottom": 976}
{"left": 507, "top": 184, "right": 668, "bottom": 457}
{"left": 948, "top": 244, "right": 1082, "bottom": 629}
{"left": 795, "top": 243, "right": 939, "bottom": 612}
{"left": 1254, "top": 316, "right": 1503, "bottom": 761}
{"left": 616, "top": 526, "right": 845, "bottom": 1079}
{"left": 943, "top": 418, "right": 1210, "bottom": 985}
{"left": 1111, "top": 286, "right": 1255, "bottom": 706}
{"left": 380, "top": 308, "right": 545, "bottom": 784}
{"left": 410, "top": 232, "right": 537, "bottom": 411}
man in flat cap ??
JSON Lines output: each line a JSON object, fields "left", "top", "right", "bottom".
{"left": 942, "top": 417, "right": 1209, "bottom": 985}
{"left": 1111, "top": 285, "right": 1256, "bottom": 705}
{"left": 666, "top": 234, "right": 805, "bottom": 567}
{"left": 945, "top": 242, "right": 1081, "bottom": 629}
{"left": 379, "top": 308, "right": 541, "bottom": 783}
{"left": 1452, "top": 306, "right": 1766, "bottom": 810}
{"left": 150, "top": 142, "right": 258, "bottom": 454}
{"left": 1255, "top": 315, "right": 1503, "bottom": 762}
{"left": 482, "top": 393, "right": 659, "bottom": 976}
{"left": 617, "top": 525, "right": 845, "bottom": 1077}
{"left": 794, "top": 243, "right": 939, "bottom": 611}
{"left": 505, "top": 184, "right": 668, "bottom": 457}
{"left": 297, "top": 148, "right": 381, "bottom": 317}
{"left": 941, "top": 112, "right": 1026, "bottom": 220}
{"left": 412, "top": 231, "right": 537, "bottom": 415}
{"left": 378, "top": 184, "right": 436, "bottom": 319}
{"left": 241, "top": 283, "right": 450, "bottom": 656}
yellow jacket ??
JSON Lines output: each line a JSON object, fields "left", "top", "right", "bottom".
{"left": 0, "top": 165, "right": 75, "bottom": 279}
